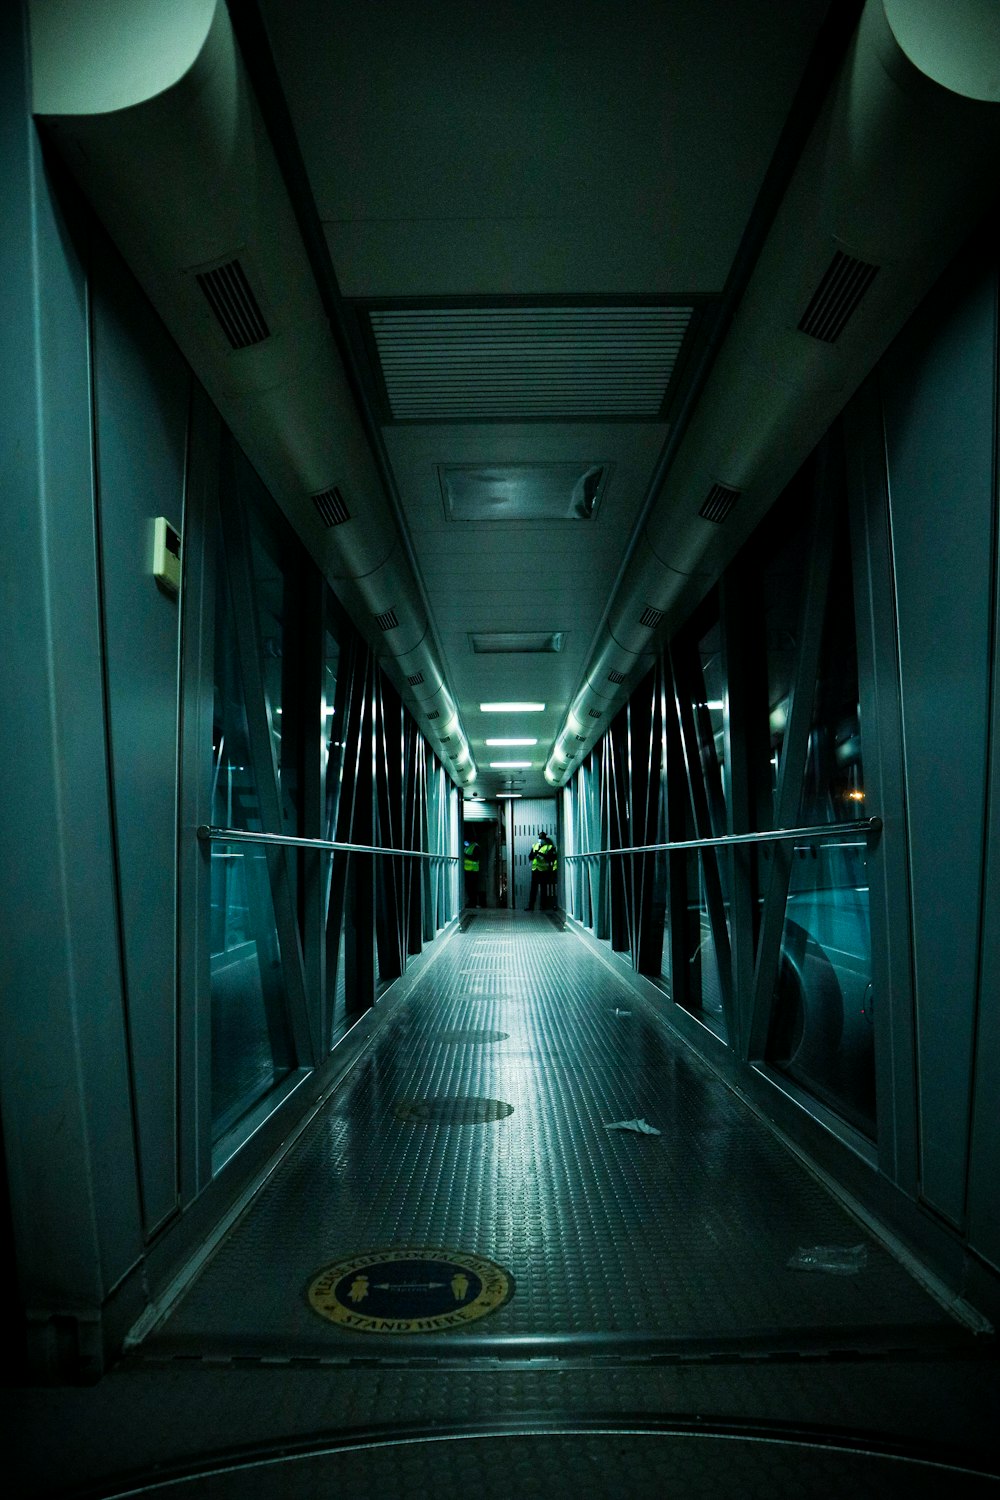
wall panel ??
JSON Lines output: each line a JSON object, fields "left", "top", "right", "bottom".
{"left": 91, "top": 244, "right": 191, "bottom": 1236}
{"left": 880, "top": 252, "right": 998, "bottom": 1227}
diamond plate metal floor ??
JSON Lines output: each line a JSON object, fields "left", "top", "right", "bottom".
{"left": 139, "top": 912, "right": 960, "bottom": 1361}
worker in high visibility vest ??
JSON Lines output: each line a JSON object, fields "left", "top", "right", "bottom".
{"left": 526, "top": 830, "right": 558, "bottom": 911}
{"left": 463, "top": 837, "right": 480, "bottom": 907}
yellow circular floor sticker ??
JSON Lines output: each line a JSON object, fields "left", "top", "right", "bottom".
{"left": 307, "top": 1248, "right": 513, "bottom": 1334}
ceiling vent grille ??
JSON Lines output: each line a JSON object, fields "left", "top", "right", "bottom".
{"left": 369, "top": 304, "right": 693, "bottom": 419}
{"left": 607, "top": 669, "right": 626, "bottom": 685}
{"left": 798, "top": 251, "right": 879, "bottom": 344}
{"left": 699, "top": 482, "right": 742, "bottom": 524}
{"left": 195, "top": 260, "right": 270, "bottom": 350}
{"left": 576, "top": 734, "right": 587, "bottom": 742}
{"left": 374, "top": 608, "right": 399, "bottom": 632}
{"left": 426, "top": 710, "right": 440, "bottom": 720}
{"left": 588, "top": 708, "right": 603, "bottom": 719}
{"left": 440, "top": 735, "right": 452, "bottom": 744}
{"left": 406, "top": 671, "right": 425, "bottom": 686}
{"left": 639, "top": 605, "right": 663, "bottom": 629}
{"left": 311, "top": 485, "right": 350, "bottom": 527}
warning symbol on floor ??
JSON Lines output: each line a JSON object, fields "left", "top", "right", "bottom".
{"left": 307, "top": 1248, "right": 514, "bottom": 1334}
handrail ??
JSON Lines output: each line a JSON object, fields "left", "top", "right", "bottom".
{"left": 563, "top": 817, "right": 881, "bottom": 860}
{"left": 197, "top": 825, "right": 460, "bottom": 861}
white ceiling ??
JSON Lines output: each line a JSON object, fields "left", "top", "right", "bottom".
{"left": 258, "top": 0, "right": 833, "bottom": 796}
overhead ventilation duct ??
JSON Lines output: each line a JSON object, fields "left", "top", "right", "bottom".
{"left": 28, "top": 0, "right": 473, "bottom": 787}
{"left": 548, "top": 0, "right": 1000, "bottom": 784}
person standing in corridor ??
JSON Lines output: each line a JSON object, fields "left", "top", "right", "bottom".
{"left": 526, "top": 829, "right": 558, "bottom": 911}
{"left": 463, "top": 835, "right": 480, "bottom": 907}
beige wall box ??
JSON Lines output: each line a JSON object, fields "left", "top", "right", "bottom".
{"left": 153, "top": 517, "right": 181, "bottom": 595}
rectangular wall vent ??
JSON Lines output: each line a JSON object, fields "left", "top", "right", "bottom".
{"left": 426, "top": 710, "right": 440, "bottom": 720}
{"left": 798, "top": 251, "right": 879, "bottom": 344}
{"left": 639, "top": 605, "right": 663, "bottom": 629}
{"left": 406, "top": 671, "right": 425, "bottom": 687}
{"left": 440, "top": 735, "right": 452, "bottom": 743}
{"left": 311, "top": 485, "right": 350, "bottom": 528}
{"left": 588, "top": 708, "right": 603, "bottom": 719}
{"left": 699, "top": 483, "right": 742, "bottom": 524}
{"left": 195, "top": 259, "right": 270, "bottom": 350}
{"left": 607, "top": 669, "right": 626, "bottom": 685}
{"left": 374, "top": 608, "right": 399, "bottom": 632}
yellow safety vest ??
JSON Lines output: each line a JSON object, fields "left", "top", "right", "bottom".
{"left": 530, "top": 839, "right": 557, "bottom": 872}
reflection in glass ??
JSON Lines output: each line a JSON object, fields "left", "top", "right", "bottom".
{"left": 761, "top": 497, "right": 810, "bottom": 816}
{"left": 330, "top": 920, "right": 348, "bottom": 1046}
{"left": 671, "top": 602, "right": 730, "bottom": 1031}
{"left": 210, "top": 843, "right": 295, "bottom": 1139}
{"left": 769, "top": 529, "right": 875, "bottom": 1135}
{"left": 683, "top": 853, "right": 729, "bottom": 1040}
{"left": 693, "top": 613, "right": 728, "bottom": 839}
{"left": 210, "top": 524, "right": 294, "bottom": 1141}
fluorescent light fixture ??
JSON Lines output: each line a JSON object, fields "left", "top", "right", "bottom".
{"left": 697, "top": 700, "right": 725, "bottom": 711}
{"left": 485, "top": 738, "right": 537, "bottom": 746}
{"left": 496, "top": 792, "right": 523, "bottom": 798}
{"left": 480, "top": 702, "right": 545, "bottom": 713}
{"left": 490, "top": 760, "right": 531, "bottom": 768}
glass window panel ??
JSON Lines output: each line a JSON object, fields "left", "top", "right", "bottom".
{"left": 681, "top": 851, "right": 729, "bottom": 1041}
{"left": 330, "top": 917, "right": 348, "bottom": 1046}
{"left": 210, "top": 841, "right": 295, "bottom": 1140}
{"left": 248, "top": 520, "right": 300, "bottom": 838}
{"left": 209, "top": 524, "right": 294, "bottom": 1141}
{"left": 768, "top": 528, "right": 875, "bottom": 1135}
{"left": 761, "top": 502, "right": 811, "bottom": 817}
{"left": 692, "top": 613, "right": 728, "bottom": 837}
{"left": 321, "top": 622, "right": 343, "bottom": 838}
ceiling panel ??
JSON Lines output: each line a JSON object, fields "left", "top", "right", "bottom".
{"left": 256, "top": 0, "right": 834, "bottom": 797}
{"left": 261, "top": 0, "right": 831, "bottom": 298}
{"left": 384, "top": 419, "right": 666, "bottom": 792}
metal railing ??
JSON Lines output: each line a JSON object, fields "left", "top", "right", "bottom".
{"left": 563, "top": 817, "right": 881, "bottom": 860}
{"left": 197, "top": 825, "right": 459, "bottom": 861}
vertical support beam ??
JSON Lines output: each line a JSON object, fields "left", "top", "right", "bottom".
{"left": 0, "top": 9, "right": 141, "bottom": 1373}
{"left": 843, "top": 380, "right": 917, "bottom": 1187}
{"left": 663, "top": 655, "right": 690, "bottom": 1005}
{"left": 608, "top": 709, "right": 631, "bottom": 953}
{"left": 177, "top": 386, "right": 221, "bottom": 1200}
{"left": 300, "top": 569, "right": 326, "bottom": 1040}
{"left": 373, "top": 675, "right": 403, "bottom": 986}
{"left": 746, "top": 448, "right": 836, "bottom": 1058}
{"left": 720, "top": 570, "right": 760, "bottom": 1058}
{"left": 671, "top": 638, "right": 735, "bottom": 1030}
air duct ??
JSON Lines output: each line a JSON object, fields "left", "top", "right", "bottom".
{"left": 548, "top": 0, "right": 1000, "bottom": 783}
{"left": 28, "top": 0, "right": 474, "bottom": 786}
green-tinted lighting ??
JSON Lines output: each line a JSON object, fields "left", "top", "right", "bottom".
{"left": 480, "top": 702, "right": 545, "bottom": 712}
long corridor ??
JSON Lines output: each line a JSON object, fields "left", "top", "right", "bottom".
{"left": 136, "top": 911, "right": 956, "bottom": 1359}
{"left": 14, "top": 913, "right": 998, "bottom": 1496}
